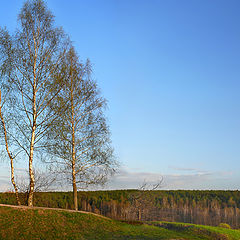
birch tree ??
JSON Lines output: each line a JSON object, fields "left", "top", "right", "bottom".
{"left": 0, "top": 90, "right": 21, "bottom": 205}
{"left": 47, "top": 47, "right": 116, "bottom": 211}
{"left": 0, "top": 0, "right": 68, "bottom": 206}
{"left": 0, "top": 28, "right": 21, "bottom": 205}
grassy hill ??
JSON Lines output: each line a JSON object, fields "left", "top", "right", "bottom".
{"left": 1, "top": 190, "right": 240, "bottom": 227}
{"left": 1, "top": 205, "right": 240, "bottom": 239}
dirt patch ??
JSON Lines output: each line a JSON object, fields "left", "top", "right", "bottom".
{"left": 0, "top": 203, "right": 110, "bottom": 219}
{"left": 121, "top": 220, "right": 144, "bottom": 225}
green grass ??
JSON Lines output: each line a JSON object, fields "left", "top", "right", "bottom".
{"left": 149, "top": 221, "right": 240, "bottom": 240}
{"left": 0, "top": 205, "right": 240, "bottom": 240}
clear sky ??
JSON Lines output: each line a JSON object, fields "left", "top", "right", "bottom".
{"left": 0, "top": 0, "right": 240, "bottom": 190}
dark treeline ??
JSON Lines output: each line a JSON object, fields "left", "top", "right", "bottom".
{"left": 1, "top": 190, "right": 240, "bottom": 228}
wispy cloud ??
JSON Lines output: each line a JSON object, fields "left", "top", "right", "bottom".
{"left": 168, "top": 165, "right": 212, "bottom": 175}
{"left": 107, "top": 168, "right": 163, "bottom": 189}
{"left": 0, "top": 166, "right": 237, "bottom": 192}
{"left": 169, "top": 166, "right": 203, "bottom": 172}
{"left": 106, "top": 167, "right": 237, "bottom": 190}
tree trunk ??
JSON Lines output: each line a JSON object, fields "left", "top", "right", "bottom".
{"left": 28, "top": 41, "right": 38, "bottom": 207}
{"left": 28, "top": 104, "right": 36, "bottom": 206}
{"left": 71, "top": 67, "right": 78, "bottom": 211}
{"left": 138, "top": 208, "right": 142, "bottom": 221}
{"left": 73, "top": 167, "right": 78, "bottom": 211}
{"left": 28, "top": 135, "right": 35, "bottom": 207}
{"left": 28, "top": 114, "right": 36, "bottom": 206}
{"left": 28, "top": 81, "right": 36, "bottom": 207}
{"left": 10, "top": 158, "right": 21, "bottom": 205}
{"left": 72, "top": 128, "right": 77, "bottom": 210}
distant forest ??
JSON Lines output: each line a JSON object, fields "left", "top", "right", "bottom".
{"left": 1, "top": 190, "right": 240, "bottom": 228}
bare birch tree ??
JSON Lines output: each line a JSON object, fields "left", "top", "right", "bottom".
{"left": 0, "top": 90, "right": 21, "bottom": 205}
{"left": 0, "top": 28, "right": 21, "bottom": 205}
{"left": 47, "top": 47, "right": 117, "bottom": 211}
{"left": 0, "top": 0, "right": 68, "bottom": 206}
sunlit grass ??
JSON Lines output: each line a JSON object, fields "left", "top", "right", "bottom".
{"left": 1, "top": 205, "right": 240, "bottom": 239}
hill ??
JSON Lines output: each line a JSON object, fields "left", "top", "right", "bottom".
{"left": 1, "top": 204, "right": 240, "bottom": 240}
{"left": 1, "top": 190, "right": 240, "bottom": 227}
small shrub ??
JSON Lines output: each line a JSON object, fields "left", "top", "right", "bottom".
{"left": 219, "top": 223, "right": 231, "bottom": 229}
{"left": 121, "top": 220, "right": 144, "bottom": 225}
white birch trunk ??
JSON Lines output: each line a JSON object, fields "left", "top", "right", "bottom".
{"left": 0, "top": 90, "right": 21, "bottom": 205}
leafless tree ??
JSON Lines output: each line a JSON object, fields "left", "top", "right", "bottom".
{"left": 129, "top": 178, "right": 163, "bottom": 221}
{"left": 17, "top": 168, "right": 56, "bottom": 194}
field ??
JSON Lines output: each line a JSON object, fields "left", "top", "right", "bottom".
{"left": 1, "top": 204, "right": 240, "bottom": 240}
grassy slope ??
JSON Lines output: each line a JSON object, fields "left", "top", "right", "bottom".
{"left": 0, "top": 206, "right": 240, "bottom": 240}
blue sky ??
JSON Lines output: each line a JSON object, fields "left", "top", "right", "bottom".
{"left": 0, "top": 0, "right": 240, "bottom": 190}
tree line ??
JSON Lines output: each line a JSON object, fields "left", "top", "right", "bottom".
{"left": 1, "top": 190, "right": 240, "bottom": 227}
{"left": 0, "top": 0, "right": 116, "bottom": 210}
